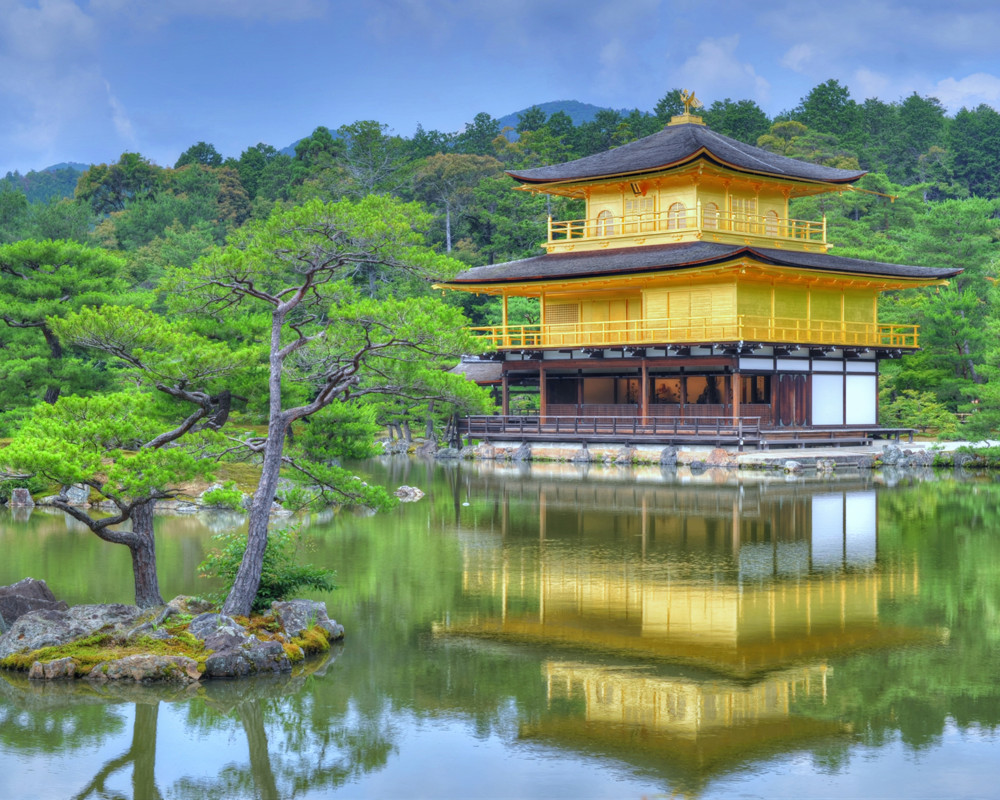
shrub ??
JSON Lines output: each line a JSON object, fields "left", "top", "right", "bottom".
{"left": 202, "top": 480, "right": 244, "bottom": 510}
{"left": 198, "top": 525, "right": 336, "bottom": 613}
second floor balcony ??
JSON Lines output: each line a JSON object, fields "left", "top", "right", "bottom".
{"left": 472, "top": 316, "right": 919, "bottom": 351}
{"left": 546, "top": 205, "right": 828, "bottom": 253}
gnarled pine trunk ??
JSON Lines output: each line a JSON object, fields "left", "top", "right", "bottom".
{"left": 129, "top": 501, "right": 164, "bottom": 608}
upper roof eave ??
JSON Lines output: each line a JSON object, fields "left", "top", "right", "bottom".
{"left": 442, "top": 242, "right": 961, "bottom": 287}
{"left": 506, "top": 123, "right": 867, "bottom": 187}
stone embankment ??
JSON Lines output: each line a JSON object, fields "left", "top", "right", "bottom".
{"left": 388, "top": 439, "right": 954, "bottom": 473}
{"left": 0, "top": 578, "right": 344, "bottom": 684}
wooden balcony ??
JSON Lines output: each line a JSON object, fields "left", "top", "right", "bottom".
{"left": 547, "top": 207, "right": 827, "bottom": 252}
{"left": 471, "top": 316, "right": 919, "bottom": 350}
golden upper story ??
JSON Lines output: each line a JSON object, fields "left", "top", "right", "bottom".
{"left": 511, "top": 109, "right": 856, "bottom": 256}
{"left": 541, "top": 161, "right": 829, "bottom": 254}
{"left": 441, "top": 101, "right": 961, "bottom": 351}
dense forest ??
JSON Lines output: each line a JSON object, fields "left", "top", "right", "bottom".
{"left": 0, "top": 79, "right": 998, "bottom": 438}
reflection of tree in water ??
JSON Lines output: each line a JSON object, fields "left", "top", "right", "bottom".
{"left": 2, "top": 649, "right": 398, "bottom": 800}
{"left": 171, "top": 650, "right": 397, "bottom": 799}
{"left": 72, "top": 702, "right": 162, "bottom": 800}
{"left": 0, "top": 675, "right": 127, "bottom": 755}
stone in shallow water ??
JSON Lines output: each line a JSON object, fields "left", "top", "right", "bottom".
{"left": 86, "top": 654, "right": 200, "bottom": 683}
{"left": 28, "top": 656, "right": 76, "bottom": 680}
{"left": 8, "top": 488, "right": 34, "bottom": 507}
{"left": 271, "top": 599, "right": 345, "bottom": 641}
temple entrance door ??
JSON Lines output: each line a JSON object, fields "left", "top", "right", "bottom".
{"left": 776, "top": 374, "right": 808, "bottom": 427}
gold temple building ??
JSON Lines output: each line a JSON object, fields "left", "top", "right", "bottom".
{"left": 440, "top": 94, "right": 959, "bottom": 441}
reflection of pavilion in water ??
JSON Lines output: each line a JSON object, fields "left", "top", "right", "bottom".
{"left": 524, "top": 661, "right": 844, "bottom": 781}
{"left": 439, "top": 476, "right": 923, "bottom": 788}
{"left": 450, "top": 477, "right": 920, "bottom": 674}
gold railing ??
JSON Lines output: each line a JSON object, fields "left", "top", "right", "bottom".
{"left": 472, "top": 316, "right": 919, "bottom": 349}
{"left": 548, "top": 208, "right": 826, "bottom": 245}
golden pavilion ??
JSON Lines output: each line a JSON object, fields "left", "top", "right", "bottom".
{"left": 441, "top": 94, "right": 959, "bottom": 441}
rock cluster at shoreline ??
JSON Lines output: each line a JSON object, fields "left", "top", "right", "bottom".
{"left": 384, "top": 439, "right": 957, "bottom": 472}
{"left": 0, "top": 578, "right": 344, "bottom": 684}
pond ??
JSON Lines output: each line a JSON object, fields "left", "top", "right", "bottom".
{"left": 1, "top": 460, "right": 999, "bottom": 799}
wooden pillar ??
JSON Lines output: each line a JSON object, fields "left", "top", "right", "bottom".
{"left": 732, "top": 371, "right": 741, "bottom": 426}
{"left": 641, "top": 359, "right": 649, "bottom": 424}
{"left": 501, "top": 372, "right": 509, "bottom": 416}
{"left": 501, "top": 292, "right": 509, "bottom": 348}
{"left": 539, "top": 365, "right": 547, "bottom": 423}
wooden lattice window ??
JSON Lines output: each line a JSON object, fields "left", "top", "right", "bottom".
{"left": 546, "top": 302, "right": 580, "bottom": 325}
{"left": 764, "top": 209, "right": 779, "bottom": 236}
{"left": 703, "top": 202, "right": 720, "bottom": 230}
{"left": 666, "top": 202, "right": 686, "bottom": 230}
{"left": 596, "top": 209, "right": 616, "bottom": 236}
{"left": 732, "top": 196, "right": 757, "bottom": 231}
{"left": 625, "top": 197, "right": 654, "bottom": 215}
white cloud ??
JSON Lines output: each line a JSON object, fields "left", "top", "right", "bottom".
{"left": 90, "top": 0, "right": 327, "bottom": 23}
{"left": 933, "top": 73, "right": 1000, "bottom": 112}
{"left": 676, "top": 36, "right": 770, "bottom": 106}
{"left": 851, "top": 67, "right": 894, "bottom": 101}
{"left": 105, "top": 81, "right": 135, "bottom": 142}
{"left": 781, "top": 43, "right": 813, "bottom": 74}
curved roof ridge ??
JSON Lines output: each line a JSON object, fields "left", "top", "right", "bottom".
{"left": 507, "top": 123, "right": 866, "bottom": 185}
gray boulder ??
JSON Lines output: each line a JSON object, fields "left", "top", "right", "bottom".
{"left": 203, "top": 639, "right": 290, "bottom": 678}
{"left": 511, "top": 443, "right": 532, "bottom": 462}
{"left": 28, "top": 657, "right": 76, "bottom": 680}
{"left": 394, "top": 485, "right": 425, "bottom": 502}
{"left": 63, "top": 484, "right": 91, "bottom": 505}
{"left": 188, "top": 612, "right": 251, "bottom": 653}
{"left": 0, "top": 578, "right": 68, "bottom": 630}
{"left": 271, "top": 599, "right": 345, "bottom": 641}
{"left": 0, "top": 604, "right": 141, "bottom": 660}
{"left": 613, "top": 446, "right": 636, "bottom": 465}
{"left": 659, "top": 446, "right": 678, "bottom": 466}
{"left": 434, "top": 447, "right": 461, "bottom": 460}
{"left": 86, "top": 654, "right": 201, "bottom": 683}
{"left": 8, "top": 488, "right": 34, "bottom": 508}
{"left": 881, "top": 445, "right": 902, "bottom": 466}
{"left": 784, "top": 460, "right": 803, "bottom": 474}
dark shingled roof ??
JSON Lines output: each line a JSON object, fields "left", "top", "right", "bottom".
{"left": 508, "top": 123, "right": 867, "bottom": 185}
{"left": 447, "top": 242, "right": 961, "bottom": 284}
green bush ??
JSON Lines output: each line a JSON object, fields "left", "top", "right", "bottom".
{"left": 198, "top": 525, "right": 336, "bottom": 613}
{"left": 201, "top": 480, "right": 244, "bottom": 510}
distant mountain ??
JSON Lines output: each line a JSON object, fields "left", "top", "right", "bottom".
{"left": 2, "top": 162, "right": 89, "bottom": 203}
{"left": 497, "top": 100, "right": 615, "bottom": 131}
{"left": 41, "top": 162, "right": 90, "bottom": 174}
{"left": 278, "top": 101, "right": 626, "bottom": 154}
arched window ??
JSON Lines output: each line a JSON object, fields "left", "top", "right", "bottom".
{"left": 667, "top": 202, "right": 686, "bottom": 230}
{"left": 764, "top": 209, "right": 779, "bottom": 236}
{"left": 596, "top": 209, "right": 616, "bottom": 236}
{"left": 702, "top": 202, "right": 719, "bottom": 230}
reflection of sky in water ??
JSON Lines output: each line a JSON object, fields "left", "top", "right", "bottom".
{"left": 813, "top": 492, "right": 877, "bottom": 571}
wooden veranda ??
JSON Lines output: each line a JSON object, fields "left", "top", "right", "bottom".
{"left": 458, "top": 414, "right": 915, "bottom": 451}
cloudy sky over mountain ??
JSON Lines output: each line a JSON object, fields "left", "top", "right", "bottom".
{"left": 1, "top": 0, "right": 999, "bottom": 174}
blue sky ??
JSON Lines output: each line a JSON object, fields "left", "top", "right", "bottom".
{"left": 2, "top": 0, "right": 999, "bottom": 175}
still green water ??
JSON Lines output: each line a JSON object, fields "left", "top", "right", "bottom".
{"left": 1, "top": 460, "right": 999, "bottom": 799}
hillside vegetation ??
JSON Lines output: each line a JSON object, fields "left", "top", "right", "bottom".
{"left": 0, "top": 80, "right": 997, "bottom": 437}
